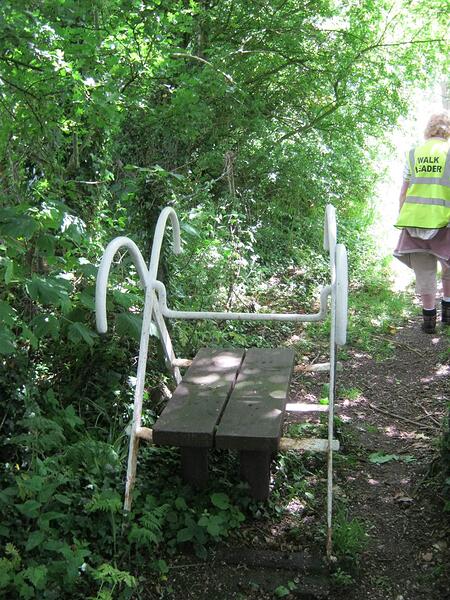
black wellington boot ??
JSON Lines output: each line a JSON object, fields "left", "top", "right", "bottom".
{"left": 442, "top": 300, "right": 450, "bottom": 325}
{"left": 422, "top": 308, "right": 436, "bottom": 334}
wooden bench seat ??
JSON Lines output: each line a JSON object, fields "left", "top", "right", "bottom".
{"left": 152, "top": 347, "right": 295, "bottom": 499}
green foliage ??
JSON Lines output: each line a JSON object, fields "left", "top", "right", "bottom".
{"left": 0, "top": 0, "right": 448, "bottom": 596}
{"left": 332, "top": 508, "right": 369, "bottom": 561}
{"left": 331, "top": 567, "right": 354, "bottom": 587}
{"left": 368, "top": 452, "right": 415, "bottom": 465}
{"left": 274, "top": 581, "right": 297, "bottom": 597}
{"left": 343, "top": 265, "right": 415, "bottom": 359}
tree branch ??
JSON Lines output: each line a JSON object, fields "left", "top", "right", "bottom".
{"left": 171, "top": 52, "right": 235, "bottom": 84}
{"left": 0, "top": 55, "right": 44, "bottom": 72}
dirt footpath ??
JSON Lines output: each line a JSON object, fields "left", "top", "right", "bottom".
{"left": 333, "top": 316, "right": 449, "bottom": 600}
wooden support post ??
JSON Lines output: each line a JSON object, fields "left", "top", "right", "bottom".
{"left": 181, "top": 447, "right": 209, "bottom": 488}
{"left": 240, "top": 450, "right": 271, "bottom": 501}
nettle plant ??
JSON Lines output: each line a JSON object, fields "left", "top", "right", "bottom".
{"left": 0, "top": 380, "right": 248, "bottom": 598}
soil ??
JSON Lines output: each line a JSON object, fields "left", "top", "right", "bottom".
{"left": 154, "top": 313, "right": 449, "bottom": 600}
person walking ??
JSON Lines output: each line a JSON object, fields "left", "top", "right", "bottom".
{"left": 394, "top": 111, "right": 450, "bottom": 333}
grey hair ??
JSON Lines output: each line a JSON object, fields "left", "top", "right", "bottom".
{"left": 424, "top": 111, "right": 450, "bottom": 139}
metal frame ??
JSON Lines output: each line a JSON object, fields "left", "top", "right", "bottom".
{"left": 95, "top": 204, "right": 348, "bottom": 557}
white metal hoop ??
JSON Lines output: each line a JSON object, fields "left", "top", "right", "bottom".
{"left": 335, "top": 243, "right": 348, "bottom": 347}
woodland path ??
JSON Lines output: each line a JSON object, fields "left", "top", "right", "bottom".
{"left": 159, "top": 311, "right": 449, "bottom": 600}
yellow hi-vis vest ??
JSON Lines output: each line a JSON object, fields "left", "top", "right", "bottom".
{"left": 395, "top": 138, "right": 450, "bottom": 229}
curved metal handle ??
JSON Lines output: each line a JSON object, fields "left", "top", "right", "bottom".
{"left": 95, "top": 208, "right": 182, "bottom": 335}
{"left": 95, "top": 237, "right": 148, "bottom": 334}
{"left": 148, "top": 207, "right": 182, "bottom": 279}
{"left": 323, "top": 204, "right": 337, "bottom": 257}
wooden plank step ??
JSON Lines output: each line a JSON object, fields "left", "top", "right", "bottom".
{"left": 215, "top": 348, "right": 295, "bottom": 453}
{"left": 279, "top": 438, "right": 340, "bottom": 452}
{"left": 285, "top": 402, "right": 329, "bottom": 413}
{"left": 152, "top": 348, "right": 244, "bottom": 448}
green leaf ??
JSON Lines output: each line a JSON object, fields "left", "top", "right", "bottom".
{"left": 181, "top": 222, "right": 200, "bottom": 237}
{"left": 63, "top": 405, "right": 84, "bottom": 429}
{"left": 368, "top": 453, "right": 416, "bottom": 464}
{"left": 80, "top": 289, "right": 95, "bottom": 310}
{"left": 153, "top": 559, "right": 169, "bottom": 574}
{"left": 20, "top": 324, "right": 39, "bottom": 348}
{"left": 0, "top": 208, "right": 38, "bottom": 239}
{"left": 0, "top": 301, "right": 15, "bottom": 326}
{"left": 26, "top": 276, "right": 72, "bottom": 308}
{"left": 115, "top": 312, "right": 153, "bottom": 341}
{"left": 175, "top": 496, "right": 188, "bottom": 511}
{"left": 0, "top": 329, "right": 16, "bottom": 355}
{"left": 113, "top": 290, "right": 136, "bottom": 309}
{"left": 54, "top": 494, "right": 72, "bottom": 506}
{"left": 25, "top": 531, "right": 46, "bottom": 551}
{"left": 16, "top": 500, "right": 42, "bottom": 518}
{"left": 368, "top": 452, "right": 400, "bottom": 464}
{"left": 176, "top": 527, "right": 195, "bottom": 543}
{"left": 36, "top": 234, "right": 55, "bottom": 256}
{"left": 4, "top": 258, "right": 14, "bottom": 284}
{"left": 205, "top": 515, "right": 223, "bottom": 537}
{"left": 67, "top": 322, "right": 98, "bottom": 346}
{"left": 274, "top": 585, "right": 291, "bottom": 597}
{"left": 210, "top": 492, "right": 230, "bottom": 510}
{"left": 38, "top": 512, "right": 67, "bottom": 527}
{"left": 24, "top": 565, "right": 47, "bottom": 590}
{"left": 32, "top": 314, "right": 60, "bottom": 340}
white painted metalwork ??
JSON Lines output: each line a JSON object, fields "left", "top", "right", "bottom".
{"left": 95, "top": 204, "right": 348, "bottom": 556}
{"left": 149, "top": 279, "right": 331, "bottom": 322}
{"left": 335, "top": 244, "right": 348, "bottom": 347}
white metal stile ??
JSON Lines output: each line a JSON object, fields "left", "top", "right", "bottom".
{"left": 95, "top": 204, "right": 348, "bottom": 554}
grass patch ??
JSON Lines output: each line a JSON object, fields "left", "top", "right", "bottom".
{"left": 332, "top": 507, "right": 369, "bottom": 561}
{"left": 347, "top": 279, "right": 414, "bottom": 359}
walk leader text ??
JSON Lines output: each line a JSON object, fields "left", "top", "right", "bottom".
{"left": 415, "top": 156, "right": 443, "bottom": 174}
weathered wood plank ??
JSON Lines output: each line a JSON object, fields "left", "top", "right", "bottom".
{"left": 181, "top": 447, "right": 209, "bottom": 487}
{"left": 285, "top": 403, "right": 329, "bottom": 413}
{"left": 215, "top": 348, "right": 295, "bottom": 453}
{"left": 152, "top": 348, "right": 244, "bottom": 448}
{"left": 240, "top": 347, "right": 296, "bottom": 370}
{"left": 279, "top": 438, "right": 340, "bottom": 452}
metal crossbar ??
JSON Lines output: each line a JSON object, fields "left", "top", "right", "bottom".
{"left": 95, "top": 204, "right": 348, "bottom": 558}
